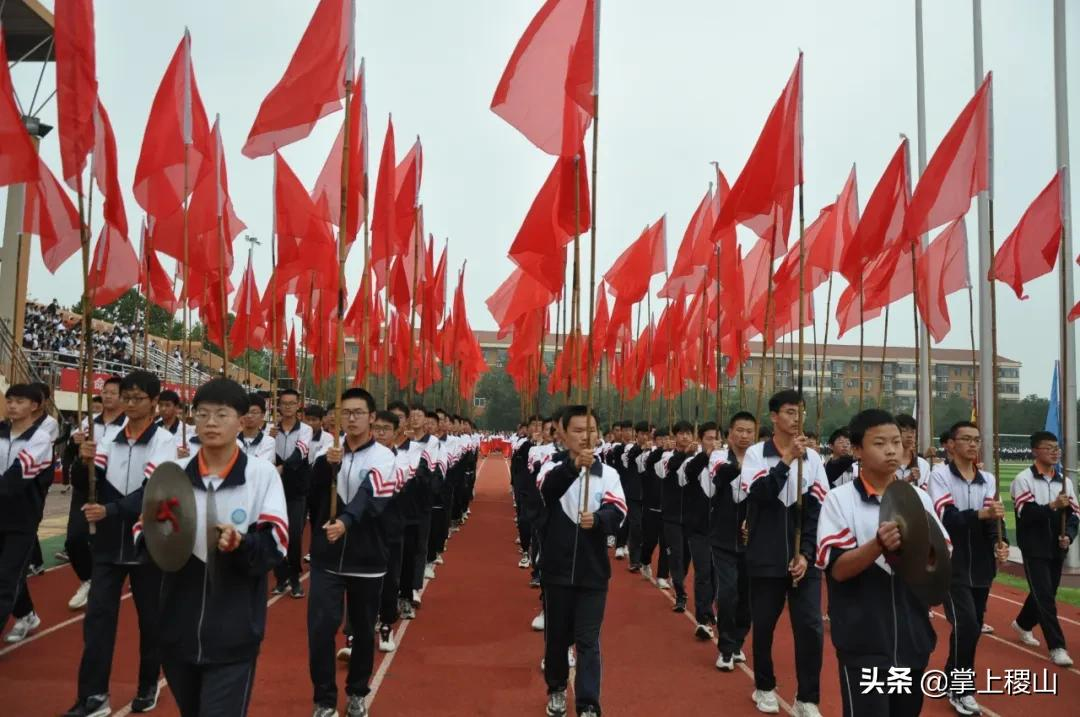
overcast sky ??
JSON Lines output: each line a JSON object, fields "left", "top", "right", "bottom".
{"left": 4, "top": 0, "right": 1079, "bottom": 398}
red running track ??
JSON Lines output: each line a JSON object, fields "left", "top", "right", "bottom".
{"left": 3, "top": 457, "right": 1079, "bottom": 715}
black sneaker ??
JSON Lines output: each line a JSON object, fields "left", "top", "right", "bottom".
{"left": 673, "top": 596, "right": 687, "bottom": 613}
{"left": 63, "top": 695, "right": 111, "bottom": 717}
{"left": 291, "top": 583, "right": 306, "bottom": 599}
{"left": 26, "top": 563, "right": 45, "bottom": 577}
{"left": 628, "top": 563, "right": 642, "bottom": 573}
{"left": 529, "top": 576, "right": 541, "bottom": 588}
{"left": 131, "top": 684, "right": 160, "bottom": 712}
{"left": 271, "top": 581, "right": 288, "bottom": 596}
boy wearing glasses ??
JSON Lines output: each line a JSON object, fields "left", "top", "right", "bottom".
{"left": 1009, "top": 430, "right": 1078, "bottom": 667}
{"left": 927, "top": 421, "right": 1009, "bottom": 716}
{"left": 152, "top": 378, "right": 288, "bottom": 716}
{"left": 308, "top": 388, "right": 396, "bottom": 717}
{"left": 239, "top": 393, "right": 275, "bottom": 464}
{"left": 65, "top": 371, "right": 177, "bottom": 717}
{"left": 270, "top": 388, "right": 312, "bottom": 598}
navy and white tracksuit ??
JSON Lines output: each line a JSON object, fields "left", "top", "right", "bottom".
{"left": 273, "top": 420, "right": 312, "bottom": 588}
{"left": 703, "top": 450, "right": 751, "bottom": 659}
{"left": 66, "top": 413, "right": 127, "bottom": 583}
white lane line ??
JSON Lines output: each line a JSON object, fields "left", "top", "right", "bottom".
{"left": 110, "top": 572, "right": 311, "bottom": 717}
{"left": 0, "top": 592, "right": 131, "bottom": 657}
{"left": 988, "top": 592, "right": 1080, "bottom": 627}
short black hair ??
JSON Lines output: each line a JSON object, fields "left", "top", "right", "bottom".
{"left": 374, "top": 410, "right": 400, "bottom": 429}
{"left": 939, "top": 429, "right": 953, "bottom": 446}
{"left": 278, "top": 388, "right": 300, "bottom": 400}
{"left": 412, "top": 404, "right": 428, "bottom": 413}
{"left": 768, "top": 389, "right": 803, "bottom": 413}
{"left": 92, "top": 395, "right": 103, "bottom": 403}
{"left": 120, "top": 370, "right": 161, "bottom": 400}
{"left": 435, "top": 408, "right": 447, "bottom": 418}
{"left": 895, "top": 414, "right": 917, "bottom": 431}
{"left": 758, "top": 425, "right": 773, "bottom": 440}
{"left": 103, "top": 376, "right": 122, "bottom": 390}
{"left": 341, "top": 387, "right": 376, "bottom": 413}
{"left": 948, "top": 421, "right": 978, "bottom": 440}
{"left": 304, "top": 405, "right": 326, "bottom": 420}
{"left": 5, "top": 383, "right": 43, "bottom": 404}
{"left": 634, "top": 420, "right": 651, "bottom": 433}
{"left": 848, "top": 409, "right": 898, "bottom": 447}
{"left": 697, "top": 421, "right": 718, "bottom": 438}
{"left": 1030, "top": 430, "right": 1058, "bottom": 449}
{"left": 672, "top": 420, "right": 694, "bottom": 435}
{"left": 192, "top": 378, "right": 249, "bottom": 415}
{"left": 158, "top": 390, "right": 181, "bottom": 405}
{"left": 561, "top": 405, "right": 596, "bottom": 430}
{"left": 424, "top": 410, "right": 439, "bottom": 421}
{"left": 387, "top": 400, "right": 409, "bottom": 415}
{"left": 729, "top": 411, "right": 757, "bottom": 429}
{"left": 654, "top": 428, "right": 670, "bottom": 438}
{"left": 246, "top": 393, "right": 266, "bottom": 413}
{"left": 827, "top": 427, "right": 850, "bottom": 445}
{"left": 30, "top": 382, "right": 50, "bottom": 401}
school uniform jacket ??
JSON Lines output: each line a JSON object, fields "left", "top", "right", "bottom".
{"left": 738, "top": 440, "right": 829, "bottom": 578}
{"left": 396, "top": 435, "right": 439, "bottom": 525}
{"left": 0, "top": 420, "right": 55, "bottom": 534}
{"left": 307, "top": 428, "right": 334, "bottom": 467}
{"left": 641, "top": 448, "right": 666, "bottom": 512}
{"left": 274, "top": 420, "right": 312, "bottom": 499}
{"left": 511, "top": 438, "right": 535, "bottom": 493}
{"left": 703, "top": 450, "right": 747, "bottom": 553}
{"left": 73, "top": 423, "right": 178, "bottom": 564}
{"left": 379, "top": 442, "right": 415, "bottom": 544}
{"left": 308, "top": 438, "right": 397, "bottom": 577}
{"left": 135, "top": 451, "right": 288, "bottom": 665}
{"left": 816, "top": 478, "right": 951, "bottom": 669}
{"left": 239, "top": 430, "right": 276, "bottom": 464}
{"left": 677, "top": 449, "right": 712, "bottom": 536}
{"left": 537, "top": 456, "right": 627, "bottom": 589}
{"left": 1011, "top": 465, "right": 1080, "bottom": 560}
{"left": 622, "top": 444, "right": 645, "bottom": 502}
{"left": 927, "top": 462, "right": 1002, "bottom": 588}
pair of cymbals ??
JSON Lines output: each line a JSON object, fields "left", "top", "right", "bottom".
{"left": 879, "top": 480, "right": 952, "bottom": 606}
{"left": 142, "top": 463, "right": 196, "bottom": 572}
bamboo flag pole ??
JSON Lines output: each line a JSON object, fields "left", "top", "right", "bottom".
{"left": 214, "top": 117, "right": 230, "bottom": 375}
{"left": 179, "top": 29, "right": 193, "bottom": 450}
{"left": 583, "top": 1, "right": 601, "bottom": 502}
{"left": 571, "top": 154, "right": 583, "bottom": 402}
{"left": 756, "top": 215, "right": 779, "bottom": 419}
{"left": 858, "top": 273, "right": 865, "bottom": 410}
{"left": 792, "top": 107, "right": 807, "bottom": 589}
{"left": 405, "top": 200, "right": 422, "bottom": 402}
{"left": 77, "top": 166, "right": 97, "bottom": 534}
{"left": 877, "top": 306, "right": 890, "bottom": 406}
{"left": 816, "top": 275, "right": 833, "bottom": 427}
{"left": 141, "top": 219, "right": 151, "bottom": 369}
{"left": 331, "top": 19, "right": 357, "bottom": 518}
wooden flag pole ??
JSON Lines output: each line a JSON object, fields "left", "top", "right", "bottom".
{"left": 877, "top": 306, "right": 890, "bottom": 406}
{"left": 858, "top": 273, "right": 865, "bottom": 410}
{"left": 583, "top": 97, "right": 600, "bottom": 500}
{"left": 817, "top": 275, "right": 833, "bottom": 429}
{"left": 756, "top": 218, "right": 779, "bottom": 419}
{"left": 214, "top": 116, "right": 229, "bottom": 375}
{"left": 792, "top": 162, "right": 807, "bottom": 589}
{"left": 142, "top": 220, "right": 151, "bottom": 369}
{"left": 76, "top": 170, "right": 97, "bottom": 535}
{"left": 571, "top": 154, "right": 583, "bottom": 402}
{"left": 405, "top": 201, "right": 422, "bottom": 403}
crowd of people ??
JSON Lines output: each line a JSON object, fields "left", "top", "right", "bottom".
{"left": 507, "top": 392, "right": 1079, "bottom": 717}
{"left": 0, "top": 370, "right": 482, "bottom": 717}
{"left": 22, "top": 300, "right": 140, "bottom": 366}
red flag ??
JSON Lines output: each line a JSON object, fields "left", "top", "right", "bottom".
{"left": 133, "top": 31, "right": 213, "bottom": 220}
{"left": 991, "top": 170, "right": 1063, "bottom": 300}
{"left": 839, "top": 139, "right": 909, "bottom": 282}
{"left": 23, "top": 158, "right": 81, "bottom": 273}
{"left": 491, "top": 0, "right": 595, "bottom": 156}
{"left": 88, "top": 224, "right": 140, "bottom": 307}
{"left": 0, "top": 33, "right": 39, "bottom": 187}
{"left": 285, "top": 323, "right": 298, "bottom": 380}
{"left": 242, "top": 0, "right": 352, "bottom": 157}
{"left": 393, "top": 138, "right": 423, "bottom": 256}
{"left": 590, "top": 282, "right": 610, "bottom": 366}
{"left": 917, "top": 217, "right": 970, "bottom": 343}
{"left": 92, "top": 100, "right": 127, "bottom": 238}
{"left": 227, "top": 256, "right": 264, "bottom": 357}
{"left": 486, "top": 267, "right": 556, "bottom": 332}
{"left": 905, "top": 75, "right": 991, "bottom": 240}
{"left": 271, "top": 153, "right": 338, "bottom": 295}
{"left": 660, "top": 186, "right": 717, "bottom": 299}
{"left": 55, "top": 0, "right": 98, "bottom": 188}
{"left": 807, "top": 164, "right": 858, "bottom": 274}
{"left": 714, "top": 54, "right": 802, "bottom": 252}
{"left": 140, "top": 222, "right": 179, "bottom": 313}
{"left": 312, "top": 60, "right": 367, "bottom": 243}
{"left": 604, "top": 216, "right": 667, "bottom": 303}
{"left": 370, "top": 116, "right": 398, "bottom": 287}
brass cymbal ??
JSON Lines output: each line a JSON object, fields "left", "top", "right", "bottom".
{"left": 141, "top": 462, "right": 196, "bottom": 572}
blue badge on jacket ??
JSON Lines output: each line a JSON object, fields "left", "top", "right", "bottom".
{"left": 231, "top": 508, "right": 247, "bottom": 525}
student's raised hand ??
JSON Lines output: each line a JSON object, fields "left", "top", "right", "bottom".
{"left": 573, "top": 452, "right": 593, "bottom": 472}
{"left": 268, "top": 425, "right": 279, "bottom": 438}
{"left": 782, "top": 436, "right": 808, "bottom": 465}
{"left": 877, "top": 521, "right": 902, "bottom": 552}
{"left": 995, "top": 542, "right": 1010, "bottom": 564}
{"left": 324, "top": 519, "right": 346, "bottom": 543}
{"left": 1051, "top": 493, "right": 1071, "bottom": 511}
{"left": 326, "top": 446, "right": 343, "bottom": 465}
{"left": 177, "top": 446, "right": 191, "bottom": 459}
{"left": 73, "top": 431, "right": 85, "bottom": 445}
{"left": 979, "top": 500, "right": 1005, "bottom": 521}
{"left": 81, "top": 503, "right": 106, "bottom": 523}
{"left": 579, "top": 511, "right": 595, "bottom": 530}
{"left": 216, "top": 525, "right": 242, "bottom": 553}
{"left": 788, "top": 554, "right": 808, "bottom": 581}
{"left": 78, "top": 441, "right": 96, "bottom": 462}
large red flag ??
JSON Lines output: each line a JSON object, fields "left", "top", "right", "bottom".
{"left": 228, "top": 255, "right": 265, "bottom": 357}
{"left": 839, "top": 140, "right": 909, "bottom": 282}
{"left": 271, "top": 153, "right": 338, "bottom": 295}
{"left": 660, "top": 186, "right": 716, "bottom": 299}
{"left": 133, "top": 31, "right": 213, "bottom": 220}
{"left": 312, "top": 61, "right": 367, "bottom": 243}
{"left": 486, "top": 267, "right": 556, "bottom": 332}
{"left": 991, "top": 170, "right": 1063, "bottom": 300}
{"left": 285, "top": 323, "right": 298, "bottom": 380}
{"left": 491, "top": 0, "right": 595, "bottom": 156}
{"left": 88, "top": 224, "right": 140, "bottom": 307}
{"left": 0, "top": 33, "right": 39, "bottom": 187}
{"left": 905, "top": 75, "right": 991, "bottom": 240}
{"left": 54, "top": 0, "right": 98, "bottom": 188}
{"left": 370, "top": 116, "right": 398, "bottom": 287}
{"left": 604, "top": 216, "right": 667, "bottom": 303}
{"left": 807, "top": 165, "right": 858, "bottom": 274}
{"left": 92, "top": 100, "right": 127, "bottom": 238}
{"left": 140, "top": 222, "right": 179, "bottom": 313}
{"left": 917, "top": 217, "right": 970, "bottom": 343}
{"left": 242, "top": 0, "right": 352, "bottom": 157}
{"left": 714, "top": 54, "right": 802, "bottom": 252}
{"left": 23, "top": 158, "right": 81, "bottom": 273}
{"left": 393, "top": 138, "right": 423, "bottom": 255}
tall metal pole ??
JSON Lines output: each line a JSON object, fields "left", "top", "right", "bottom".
{"left": 915, "top": 0, "right": 934, "bottom": 447}
{"left": 1053, "top": 0, "right": 1079, "bottom": 568}
{"left": 973, "top": 0, "right": 995, "bottom": 470}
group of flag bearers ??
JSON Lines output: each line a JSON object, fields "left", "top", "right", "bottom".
{"left": 510, "top": 390, "right": 1080, "bottom": 717}
{"left": 0, "top": 367, "right": 480, "bottom": 717}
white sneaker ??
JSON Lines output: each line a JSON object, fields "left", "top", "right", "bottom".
{"left": 657, "top": 578, "right": 671, "bottom": 590}
{"left": 412, "top": 589, "right": 422, "bottom": 607}
{"left": 641, "top": 565, "right": 653, "bottom": 580}
{"left": 68, "top": 580, "right": 91, "bottom": 610}
{"left": 948, "top": 693, "right": 982, "bottom": 715}
{"left": 981, "top": 623, "right": 994, "bottom": 634}
{"left": 3, "top": 612, "right": 40, "bottom": 643}
{"left": 752, "top": 689, "right": 780, "bottom": 714}
{"left": 424, "top": 563, "right": 436, "bottom": 580}
{"left": 1051, "top": 648, "right": 1074, "bottom": 667}
{"left": 614, "top": 546, "right": 626, "bottom": 560}
{"left": 793, "top": 701, "right": 821, "bottom": 717}
{"left": 715, "top": 653, "right": 735, "bottom": 671}
{"left": 435, "top": 554, "right": 444, "bottom": 565}
{"left": 567, "top": 647, "right": 576, "bottom": 668}
{"left": 1011, "top": 620, "right": 1041, "bottom": 647}
{"left": 606, "top": 536, "right": 616, "bottom": 548}
{"left": 378, "top": 630, "right": 397, "bottom": 653}
{"left": 518, "top": 555, "right": 531, "bottom": 569}
{"left": 694, "top": 623, "right": 715, "bottom": 641}
{"left": 531, "top": 611, "right": 546, "bottom": 631}
{"left": 734, "top": 650, "right": 747, "bottom": 663}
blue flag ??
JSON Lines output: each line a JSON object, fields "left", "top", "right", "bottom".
{"left": 1046, "top": 360, "right": 1061, "bottom": 439}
